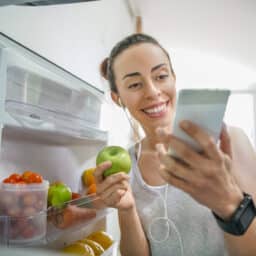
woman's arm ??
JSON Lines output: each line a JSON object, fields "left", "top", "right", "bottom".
{"left": 156, "top": 122, "right": 256, "bottom": 256}
{"left": 118, "top": 197, "right": 150, "bottom": 256}
{"left": 223, "top": 127, "right": 256, "bottom": 256}
{"left": 94, "top": 161, "right": 150, "bottom": 256}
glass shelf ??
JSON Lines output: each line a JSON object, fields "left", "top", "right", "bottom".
{"left": 0, "top": 32, "right": 108, "bottom": 144}
{"left": 4, "top": 100, "right": 107, "bottom": 143}
{"left": 0, "top": 193, "right": 114, "bottom": 247}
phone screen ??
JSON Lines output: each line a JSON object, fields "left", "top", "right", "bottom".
{"left": 168, "top": 89, "right": 230, "bottom": 156}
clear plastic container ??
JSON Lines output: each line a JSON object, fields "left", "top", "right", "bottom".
{"left": 46, "top": 194, "right": 113, "bottom": 243}
{"left": 6, "top": 66, "right": 102, "bottom": 127}
{"left": 0, "top": 33, "right": 108, "bottom": 143}
{"left": 0, "top": 180, "right": 49, "bottom": 244}
{"left": 0, "top": 192, "right": 114, "bottom": 248}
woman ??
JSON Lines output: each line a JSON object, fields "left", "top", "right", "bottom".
{"left": 94, "top": 34, "right": 256, "bottom": 256}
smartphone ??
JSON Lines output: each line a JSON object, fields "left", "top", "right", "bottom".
{"left": 168, "top": 89, "right": 230, "bottom": 157}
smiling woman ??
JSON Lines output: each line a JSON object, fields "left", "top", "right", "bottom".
{"left": 94, "top": 33, "right": 256, "bottom": 256}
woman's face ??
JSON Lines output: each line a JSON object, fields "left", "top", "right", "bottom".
{"left": 112, "top": 43, "right": 176, "bottom": 133}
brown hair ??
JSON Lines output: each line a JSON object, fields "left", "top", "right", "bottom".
{"left": 100, "top": 33, "right": 175, "bottom": 93}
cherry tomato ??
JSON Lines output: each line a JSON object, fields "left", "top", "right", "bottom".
{"left": 3, "top": 178, "right": 10, "bottom": 183}
{"left": 9, "top": 173, "right": 22, "bottom": 183}
{"left": 22, "top": 171, "right": 33, "bottom": 183}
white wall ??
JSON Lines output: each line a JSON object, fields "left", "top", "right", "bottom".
{"left": 0, "top": 0, "right": 134, "bottom": 90}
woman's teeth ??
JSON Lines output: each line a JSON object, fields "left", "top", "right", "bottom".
{"left": 144, "top": 103, "right": 166, "bottom": 114}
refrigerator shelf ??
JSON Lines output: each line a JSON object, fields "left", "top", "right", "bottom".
{"left": 0, "top": 32, "right": 108, "bottom": 145}
{"left": 4, "top": 100, "right": 108, "bottom": 143}
{"left": 0, "top": 193, "right": 114, "bottom": 248}
{"left": 0, "top": 242, "right": 119, "bottom": 256}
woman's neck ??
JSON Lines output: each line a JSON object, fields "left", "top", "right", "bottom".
{"left": 140, "top": 123, "right": 171, "bottom": 151}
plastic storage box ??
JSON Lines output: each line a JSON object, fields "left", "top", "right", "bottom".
{"left": 0, "top": 180, "right": 49, "bottom": 244}
{"left": 0, "top": 192, "right": 115, "bottom": 251}
{"left": 6, "top": 66, "right": 102, "bottom": 127}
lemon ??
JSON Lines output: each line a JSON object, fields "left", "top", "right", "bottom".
{"left": 86, "top": 230, "right": 113, "bottom": 250}
{"left": 79, "top": 238, "right": 104, "bottom": 256}
{"left": 62, "top": 242, "right": 95, "bottom": 256}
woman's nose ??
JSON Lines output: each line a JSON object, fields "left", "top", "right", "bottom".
{"left": 144, "top": 79, "right": 161, "bottom": 98}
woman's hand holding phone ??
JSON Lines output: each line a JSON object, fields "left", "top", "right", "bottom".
{"left": 156, "top": 122, "right": 244, "bottom": 220}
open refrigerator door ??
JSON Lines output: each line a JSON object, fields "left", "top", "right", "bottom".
{"left": 0, "top": 32, "right": 119, "bottom": 256}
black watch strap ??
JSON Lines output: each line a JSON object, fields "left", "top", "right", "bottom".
{"left": 213, "top": 193, "right": 256, "bottom": 236}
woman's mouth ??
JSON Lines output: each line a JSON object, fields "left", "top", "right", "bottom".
{"left": 142, "top": 101, "right": 169, "bottom": 118}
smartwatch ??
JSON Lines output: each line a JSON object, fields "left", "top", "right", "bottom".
{"left": 213, "top": 193, "right": 256, "bottom": 236}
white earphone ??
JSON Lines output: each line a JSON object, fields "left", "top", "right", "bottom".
{"left": 118, "top": 97, "right": 125, "bottom": 108}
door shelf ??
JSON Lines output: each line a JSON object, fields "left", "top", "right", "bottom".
{"left": 0, "top": 193, "right": 116, "bottom": 254}
{"left": 4, "top": 100, "right": 108, "bottom": 143}
{"left": 0, "top": 32, "right": 108, "bottom": 144}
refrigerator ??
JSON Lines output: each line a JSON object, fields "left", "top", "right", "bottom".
{"left": 0, "top": 32, "right": 119, "bottom": 255}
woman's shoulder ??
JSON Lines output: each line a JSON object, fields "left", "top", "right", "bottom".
{"left": 228, "top": 125, "right": 255, "bottom": 157}
{"left": 228, "top": 125, "right": 256, "bottom": 197}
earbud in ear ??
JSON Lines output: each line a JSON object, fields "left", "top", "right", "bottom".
{"left": 118, "top": 97, "right": 125, "bottom": 108}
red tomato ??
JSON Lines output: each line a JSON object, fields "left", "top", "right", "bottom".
{"left": 2, "top": 171, "right": 43, "bottom": 184}
{"left": 72, "top": 192, "right": 82, "bottom": 200}
{"left": 22, "top": 171, "right": 33, "bottom": 183}
{"left": 22, "top": 171, "right": 43, "bottom": 184}
{"left": 9, "top": 173, "right": 22, "bottom": 183}
{"left": 3, "top": 178, "right": 10, "bottom": 183}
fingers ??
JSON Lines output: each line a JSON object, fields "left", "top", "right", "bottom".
{"left": 99, "top": 182, "right": 128, "bottom": 207}
{"left": 180, "top": 120, "right": 222, "bottom": 161}
{"left": 95, "top": 172, "right": 129, "bottom": 194}
{"left": 94, "top": 162, "right": 130, "bottom": 208}
{"left": 158, "top": 164, "right": 191, "bottom": 194}
{"left": 94, "top": 161, "right": 112, "bottom": 183}
{"left": 165, "top": 137, "right": 209, "bottom": 168}
{"left": 156, "top": 144, "right": 196, "bottom": 183}
{"left": 219, "top": 123, "right": 232, "bottom": 157}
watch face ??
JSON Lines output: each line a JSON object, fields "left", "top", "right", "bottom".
{"left": 240, "top": 200, "right": 256, "bottom": 228}
{"left": 214, "top": 193, "right": 256, "bottom": 236}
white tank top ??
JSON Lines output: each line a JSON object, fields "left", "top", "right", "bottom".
{"left": 129, "top": 144, "right": 228, "bottom": 256}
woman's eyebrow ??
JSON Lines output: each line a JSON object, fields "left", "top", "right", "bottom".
{"left": 151, "top": 63, "right": 167, "bottom": 72}
{"left": 122, "top": 63, "right": 167, "bottom": 80}
{"left": 122, "top": 72, "right": 141, "bottom": 80}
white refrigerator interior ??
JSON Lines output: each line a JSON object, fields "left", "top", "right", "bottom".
{"left": 0, "top": 32, "right": 119, "bottom": 254}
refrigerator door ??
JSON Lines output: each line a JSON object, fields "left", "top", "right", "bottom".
{"left": 0, "top": 32, "right": 117, "bottom": 251}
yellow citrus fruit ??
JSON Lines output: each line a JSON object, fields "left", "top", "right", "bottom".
{"left": 82, "top": 168, "right": 96, "bottom": 187}
{"left": 86, "top": 230, "right": 113, "bottom": 250}
{"left": 79, "top": 238, "right": 105, "bottom": 256}
{"left": 62, "top": 242, "right": 95, "bottom": 256}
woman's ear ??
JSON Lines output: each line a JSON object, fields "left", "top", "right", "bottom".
{"left": 111, "top": 91, "right": 124, "bottom": 108}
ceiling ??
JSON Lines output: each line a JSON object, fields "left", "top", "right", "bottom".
{"left": 128, "top": 0, "right": 256, "bottom": 74}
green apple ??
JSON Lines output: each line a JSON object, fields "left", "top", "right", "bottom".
{"left": 96, "top": 146, "right": 131, "bottom": 177}
{"left": 47, "top": 182, "right": 72, "bottom": 208}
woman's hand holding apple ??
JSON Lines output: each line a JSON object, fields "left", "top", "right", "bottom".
{"left": 94, "top": 161, "right": 135, "bottom": 212}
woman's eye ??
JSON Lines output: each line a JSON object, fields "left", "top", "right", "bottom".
{"left": 128, "top": 83, "right": 141, "bottom": 89}
{"left": 156, "top": 74, "right": 169, "bottom": 81}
